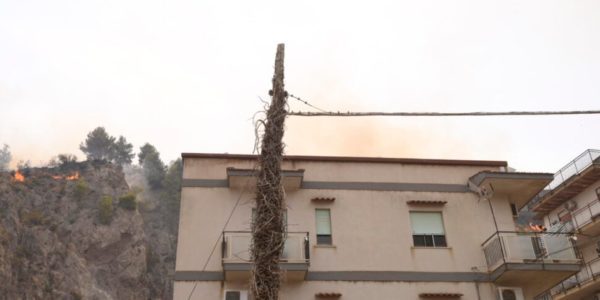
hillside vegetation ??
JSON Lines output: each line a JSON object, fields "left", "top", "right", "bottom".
{"left": 0, "top": 161, "right": 180, "bottom": 299}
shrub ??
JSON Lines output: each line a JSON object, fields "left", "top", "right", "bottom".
{"left": 57, "top": 154, "right": 78, "bottom": 170}
{"left": 0, "top": 225, "right": 10, "bottom": 244}
{"left": 118, "top": 193, "right": 137, "bottom": 210}
{"left": 73, "top": 179, "right": 89, "bottom": 200}
{"left": 22, "top": 210, "right": 45, "bottom": 226}
{"left": 71, "top": 291, "right": 83, "bottom": 300}
{"left": 98, "top": 196, "right": 113, "bottom": 225}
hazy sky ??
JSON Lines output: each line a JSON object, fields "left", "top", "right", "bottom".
{"left": 1, "top": 0, "right": 599, "bottom": 172}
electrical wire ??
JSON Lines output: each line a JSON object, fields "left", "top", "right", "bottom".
{"left": 289, "top": 94, "right": 328, "bottom": 113}
{"left": 288, "top": 110, "right": 600, "bottom": 117}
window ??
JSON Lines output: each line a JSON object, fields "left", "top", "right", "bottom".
{"left": 501, "top": 289, "right": 517, "bottom": 300}
{"left": 316, "top": 209, "right": 332, "bottom": 245}
{"left": 224, "top": 291, "right": 250, "bottom": 300}
{"left": 410, "top": 211, "right": 447, "bottom": 247}
{"left": 225, "top": 291, "right": 241, "bottom": 300}
{"left": 510, "top": 203, "right": 518, "bottom": 217}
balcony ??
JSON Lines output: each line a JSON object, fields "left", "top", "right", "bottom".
{"left": 537, "top": 258, "right": 600, "bottom": 300}
{"left": 222, "top": 231, "right": 310, "bottom": 281}
{"left": 483, "top": 231, "right": 581, "bottom": 296}
{"left": 468, "top": 171, "right": 553, "bottom": 210}
{"left": 569, "top": 197, "right": 600, "bottom": 236}
{"left": 531, "top": 149, "right": 600, "bottom": 216}
{"left": 226, "top": 168, "right": 305, "bottom": 191}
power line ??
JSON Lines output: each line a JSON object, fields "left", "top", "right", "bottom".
{"left": 289, "top": 94, "right": 327, "bottom": 113}
{"left": 288, "top": 110, "right": 600, "bottom": 117}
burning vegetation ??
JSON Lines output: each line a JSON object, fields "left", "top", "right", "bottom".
{"left": 0, "top": 126, "right": 182, "bottom": 299}
{"left": 11, "top": 169, "right": 80, "bottom": 183}
{"left": 51, "top": 171, "right": 80, "bottom": 181}
{"left": 11, "top": 170, "right": 25, "bottom": 182}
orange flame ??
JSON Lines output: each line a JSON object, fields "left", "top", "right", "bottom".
{"left": 529, "top": 223, "right": 546, "bottom": 232}
{"left": 65, "top": 172, "right": 79, "bottom": 181}
{"left": 13, "top": 170, "right": 25, "bottom": 182}
{"left": 51, "top": 171, "right": 80, "bottom": 181}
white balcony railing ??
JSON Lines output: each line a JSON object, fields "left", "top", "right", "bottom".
{"left": 529, "top": 149, "right": 600, "bottom": 209}
{"left": 222, "top": 231, "right": 310, "bottom": 263}
{"left": 483, "top": 232, "right": 579, "bottom": 271}
{"left": 538, "top": 257, "right": 600, "bottom": 299}
{"left": 569, "top": 198, "right": 600, "bottom": 231}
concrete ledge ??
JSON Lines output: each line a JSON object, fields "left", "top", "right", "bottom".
{"left": 301, "top": 181, "right": 469, "bottom": 192}
{"left": 173, "top": 271, "right": 224, "bottom": 281}
{"left": 489, "top": 263, "right": 582, "bottom": 281}
{"left": 182, "top": 178, "right": 470, "bottom": 193}
{"left": 223, "top": 262, "right": 309, "bottom": 272}
{"left": 469, "top": 171, "right": 553, "bottom": 187}
{"left": 305, "top": 271, "right": 490, "bottom": 282}
{"left": 173, "top": 270, "right": 491, "bottom": 282}
{"left": 181, "top": 179, "right": 228, "bottom": 188}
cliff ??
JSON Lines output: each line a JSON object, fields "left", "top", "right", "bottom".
{"left": 0, "top": 162, "right": 178, "bottom": 300}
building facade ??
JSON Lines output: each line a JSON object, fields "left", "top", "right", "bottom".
{"left": 530, "top": 149, "right": 600, "bottom": 300}
{"left": 174, "top": 153, "right": 581, "bottom": 300}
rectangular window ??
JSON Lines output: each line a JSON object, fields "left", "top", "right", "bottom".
{"left": 510, "top": 203, "right": 518, "bottom": 217}
{"left": 224, "top": 291, "right": 250, "bottom": 300}
{"left": 410, "top": 211, "right": 447, "bottom": 247}
{"left": 316, "top": 209, "right": 332, "bottom": 245}
{"left": 225, "top": 291, "right": 240, "bottom": 300}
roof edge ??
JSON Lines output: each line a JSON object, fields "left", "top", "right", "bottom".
{"left": 181, "top": 153, "right": 508, "bottom": 167}
{"left": 469, "top": 171, "right": 554, "bottom": 186}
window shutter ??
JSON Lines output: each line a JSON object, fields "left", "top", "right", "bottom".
{"left": 316, "top": 209, "right": 331, "bottom": 235}
{"left": 225, "top": 291, "right": 241, "bottom": 300}
{"left": 410, "top": 212, "right": 445, "bottom": 235}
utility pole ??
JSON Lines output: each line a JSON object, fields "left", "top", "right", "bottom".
{"left": 251, "top": 43, "right": 287, "bottom": 300}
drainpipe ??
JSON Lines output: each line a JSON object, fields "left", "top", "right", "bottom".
{"left": 471, "top": 267, "right": 482, "bottom": 300}
{"left": 487, "top": 194, "right": 500, "bottom": 233}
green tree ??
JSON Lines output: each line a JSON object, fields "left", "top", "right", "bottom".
{"left": 0, "top": 144, "right": 11, "bottom": 171}
{"left": 137, "top": 143, "right": 159, "bottom": 165}
{"left": 162, "top": 159, "right": 183, "bottom": 211}
{"left": 143, "top": 151, "right": 166, "bottom": 189}
{"left": 111, "top": 136, "right": 134, "bottom": 166}
{"left": 80, "top": 127, "right": 115, "bottom": 161}
{"left": 57, "top": 154, "right": 78, "bottom": 170}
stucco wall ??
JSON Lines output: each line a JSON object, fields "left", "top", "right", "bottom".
{"left": 175, "top": 156, "right": 526, "bottom": 299}
{"left": 174, "top": 281, "right": 498, "bottom": 300}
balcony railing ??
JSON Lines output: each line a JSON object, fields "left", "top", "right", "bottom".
{"left": 222, "top": 231, "right": 310, "bottom": 263}
{"left": 482, "top": 231, "right": 579, "bottom": 271}
{"left": 529, "top": 149, "right": 600, "bottom": 209}
{"left": 569, "top": 197, "right": 600, "bottom": 231}
{"left": 536, "top": 257, "right": 600, "bottom": 299}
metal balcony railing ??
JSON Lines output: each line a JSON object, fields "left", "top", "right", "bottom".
{"left": 529, "top": 149, "right": 600, "bottom": 209}
{"left": 536, "top": 257, "right": 600, "bottom": 299}
{"left": 482, "top": 231, "right": 579, "bottom": 271}
{"left": 222, "top": 231, "right": 310, "bottom": 263}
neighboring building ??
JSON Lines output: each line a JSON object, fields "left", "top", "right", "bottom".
{"left": 530, "top": 149, "right": 600, "bottom": 300}
{"left": 173, "top": 153, "right": 581, "bottom": 300}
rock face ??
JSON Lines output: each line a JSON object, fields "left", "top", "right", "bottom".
{"left": 0, "top": 162, "right": 178, "bottom": 300}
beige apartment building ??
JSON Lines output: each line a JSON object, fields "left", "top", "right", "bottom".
{"left": 530, "top": 149, "right": 600, "bottom": 300}
{"left": 173, "top": 153, "right": 582, "bottom": 300}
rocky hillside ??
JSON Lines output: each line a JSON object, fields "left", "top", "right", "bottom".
{"left": 0, "top": 162, "right": 179, "bottom": 300}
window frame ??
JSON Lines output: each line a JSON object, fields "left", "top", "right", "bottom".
{"left": 315, "top": 208, "right": 333, "bottom": 245}
{"left": 224, "top": 290, "right": 250, "bottom": 300}
{"left": 409, "top": 211, "right": 448, "bottom": 248}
